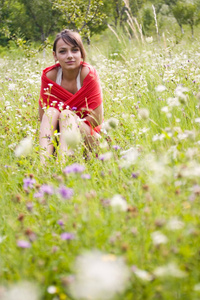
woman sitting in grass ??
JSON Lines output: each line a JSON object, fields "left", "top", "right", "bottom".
{"left": 39, "top": 29, "right": 103, "bottom": 163}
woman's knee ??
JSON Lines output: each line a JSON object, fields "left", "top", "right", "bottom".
{"left": 45, "top": 107, "right": 60, "bottom": 119}
{"left": 59, "top": 109, "right": 74, "bottom": 120}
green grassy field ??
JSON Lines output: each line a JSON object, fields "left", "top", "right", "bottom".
{"left": 1, "top": 34, "right": 200, "bottom": 299}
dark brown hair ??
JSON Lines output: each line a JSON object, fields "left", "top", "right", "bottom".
{"left": 53, "top": 29, "right": 86, "bottom": 61}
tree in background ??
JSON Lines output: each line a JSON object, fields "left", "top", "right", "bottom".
{"left": 53, "top": 0, "right": 107, "bottom": 43}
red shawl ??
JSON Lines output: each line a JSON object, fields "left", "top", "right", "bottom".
{"left": 39, "top": 62, "right": 103, "bottom": 133}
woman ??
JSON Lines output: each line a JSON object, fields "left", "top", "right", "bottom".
{"left": 39, "top": 29, "right": 103, "bottom": 163}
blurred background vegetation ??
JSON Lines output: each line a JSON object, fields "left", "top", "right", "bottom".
{"left": 0, "top": 0, "right": 200, "bottom": 56}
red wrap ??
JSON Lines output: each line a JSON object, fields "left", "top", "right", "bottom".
{"left": 39, "top": 62, "right": 103, "bottom": 134}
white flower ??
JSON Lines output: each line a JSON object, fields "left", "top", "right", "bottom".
{"left": 120, "top": 147, "right": 139, "bottom": 168}
{"left": 146, "top": 36, "right": 153, "bottom": 43}
{"left": 102, "top": 118, "right": 119, "bottom": 131}
{"left": 2, "top": 281, "right": 39, "bottom": 300}
{"left": 155, "top": 85, "right": 166, "bottom": 92}
{"left": 133, "top": 269, "right": 153, "bottom": 281}
{"left": 47, "top": 286, "right": 57, "bottom": 294}
{"left": 161, "top": 106, "right": 169, "bottom": 113}
{"left": 153, "top": 262, "right": 187, "bottom": 278}
{"left": 15, "top": 137, "right": 32, "bottom": 157}
{"left": 8, "top": 83, "right": 16, "bottom": 91}
{"left": 167, "top": 97, "right": 180, "bottom": 107}
{"left": 138, "top": 108, "right": 149, "bottom": 120}
{"left": 110, "top": 194, "right": 128, "bottom": 211}
{"left": 166, "top": 217, "right": 184, "bottom": 230}
{"left": 151, "top": 231, "right": 168, "bottom": 245}
{"left": 64, "top": 129, "right": 81, "bottom": 149}
{"left": 70, "top": 251, "right": 130, "bottom": 300}
{"left": 195, "top": 118, "right": 200, "bottom": 123}
{"left": 194, "top": 283, "right": 200, "bottom": 291}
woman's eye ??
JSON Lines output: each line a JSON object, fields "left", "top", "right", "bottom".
{"left": 72, "top": 48, "right": 79, "bottom": 52}
{"left": 59, "top": 50, "right": 66, "bottom": 54}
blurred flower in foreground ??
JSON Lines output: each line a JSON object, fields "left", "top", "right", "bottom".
{"left": 63, "top": 163, "right": 85, "bottom": 174}
{"left": 23, "top": 177, "right": 36, "bottom": 190}
{"left": 120, "top": 147, "right": 139, "bottom": 168}
{"left": 132, "top": 267, "right": 153, "bottom": 281}
{"left": 155, "top": 85, "right": 166, "bottom": 92}
{"left": 17, "top": 240, "right": 31, "bottom": 248}
{"left": 138, "top": 108, "right": 149, "bottom": 120}
{"left": 99, "top": 152, "right": 113, "bottom": 161}
{"left": 166, "top": 217, "right": 184, "bottom": 230}
{"left": 151, "top": 231, "right": 168, "bottom": 245}
{"left": 15, "top": 137, "right": 32, "bottom": 157}
{"left": 110, "top": 194, "right": 128, "bottom": 212}
{"left": 153, "top": 262, "right": 187, "bottom": 278}
{"left": 63, "top": 129, "right": 81, "bottom": 149}
{"left": 102, "top": 117, "right": 119, "bottom": 131}
{"left": 2, "top": 281, "right": 39, "bottom": 300}
{"left": 69, "top": 251, "right": 130, "bottom": 300}
{"left": 146, "top": 36, "right": 153, "bottom": 43}
{"left": 58, "top": 185, "right": 74, "bottom": 200}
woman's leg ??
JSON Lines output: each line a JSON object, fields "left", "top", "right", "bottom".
{"left": 39, "top": 107, "right": 60, "bottom": 161}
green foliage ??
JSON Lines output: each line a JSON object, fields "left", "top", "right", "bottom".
{"left": 52, "top": 0, "right": 107, "bottom": 40}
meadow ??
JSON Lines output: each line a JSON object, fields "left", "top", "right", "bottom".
{"left": 1, "top": 32, "right": 200, "bottom": 299}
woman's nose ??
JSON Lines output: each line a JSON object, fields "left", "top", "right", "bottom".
{"left": 67, "top": 51, "right": 73, "bottom": 59}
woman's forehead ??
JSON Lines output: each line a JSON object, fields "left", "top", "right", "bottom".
{"left": 56, "top": 38, "right": 78, "bottom": 49}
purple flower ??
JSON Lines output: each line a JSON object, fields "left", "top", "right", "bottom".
{"left": 58, "top": 185, "right": 74, "bottom": 200}
{"left": 40, "top": 184, "right": 54, "bottom": 195}
{"left": 17, "top": 240, "right": 31, "bottom": 248}
{"left": 81, "top": 173, "right": 91, "bottom": 179}
{"left": 131, "top": 173, "right": 139, "bottom": 178}
{"left": 112, "top": 145, "right": 121, "bottom": 150}
{"left": 63, "top": 163, "right": 85, "bottom": 174}
{"left": 23, "top": 177, "right": 36, "bottom": 189}
{"left": 57, "top": 220, "right": 64, "bottom": 226}
{"left": 26, "top": 202, "right": 33, "bottom": 211}
{"left": 33, "top": 191, "right": 43, "bottom": 198}
{"left": 72, "top": 106, "right": 77, "bottom": 111}
{"left": 60, "top": 232, "right": 74, "bottom": 240}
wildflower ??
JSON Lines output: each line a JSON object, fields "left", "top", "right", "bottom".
{"left": 15, "top": 136, "right": 32, "bottom": 157}
{"left": 102, "top": 117, "right": 119, "bottom": 131}
{"left": 17, "top": 240, "right": 31, "bottom": 248}
{"left": 58, "top": 185, "right": 74, "bottom": 200}
{"left": 40, "top": 184, "right": 54, "bottom": 195}
{"left": 153, "top": 262, "right": 187, "bottom": 278}
{"left": 63, "top": 163, "right": 85, "bottom": 174}
{"left": 110, "top": 194, "right": 128, "bottom": 212}
{"left": 8, "top": 83, "right": 16, "bottom": 91}
{"left": 138, "top": 108, "right": 149, "bottom": 120}
{"left": 2, "top": 281, "right": 39, "bottom": 300}
{"left": 112, "top": 145, "right": 121, "bottom": 150}
{"left": 47, "top": 286, "right": 57, "bottom": 294}
{"left": 23, "top": 177, "right": 36, "bottom": 190}
{"left": 69, "top": 251, "right": 130, "bottom": 300}
{"left": 151, "top": 231, "right": 168, "bottom": 245}
{"left": 63, "top": 128, "right": 81, "bottom": 149}
{"left": 81, "top": 174, "right": 91, "bottom": 179}
{"left": 155, "top": 85, "right": 166, "bottom": 92}
{"left": 60, "top": 232, "right": 75, "bottom": 240}
{"left": 57, "top": 220, "right": 64, "bottom": 226}
{"left": 98, "top": 152, "right": 113, "bottom": 161}
{"left": 194, "top": 283, "right": 200, "bottom": 291}
{"left": 132, "top": 267, "right": 153, "bottom": 281}
{"left": 146, "top": 36, "right": 153, "bottom": 43}
{"left": 120, "top": 147, "right": 139, "bottom": 168}
{"left": 166, "top": 217, "right": 184, "bottom": 230}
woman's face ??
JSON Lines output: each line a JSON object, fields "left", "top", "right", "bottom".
{"left": 53, "top": 38, "right": 82, "bottom": 71}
